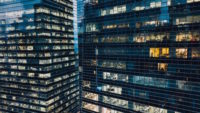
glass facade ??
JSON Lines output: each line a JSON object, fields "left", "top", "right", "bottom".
{"left": 79, "top": 0, "right": 200, "bottom": 113}
{"left": 77, "top": 0, "right": 86, "bottom": 112}
{"left": 0, "top": 0, "right": 79, "bottom": 113}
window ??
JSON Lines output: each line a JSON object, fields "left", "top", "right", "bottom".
{"left": 134, "top": 33, "right": 169, "bottom": 43}
{"left": 192, "top": 48, "right": 200, "bottom": 58}
{"left": 134, "top": 34, "right": 145, "bottom": 43}
{"left": 101, "top": 61, "right": 126, "bottom": 69}
{"left": 101, "top": 107, "right": 122, "bottom": 113}
{"left": 158, "top": 63, "right": 168, "bottom": 72}
{"left": 86, "top": 23, "right": 98, "bottom": 32}
{"left": 83, "top": 91, "right": 98, "bottom": 101}
{"left": 103, "top": 23, "right": 129, "bottom": 29}
{"left": 176, "top": 33, "right": 192, "bottom": 42}
{"left": 150, "top": 2, "right": 161, "bottom": 8}
{"left": 83, "top": 81, "right": 90, "bottom": 88}
{"left": 176, "top": 48, "right": 188, "bottom": 58}
{"left": 187, "top": 0, "right": 200, "bottom": 3}
{"left": 177, "top": 81, "right": 187, "bottom": 90}
{"left": 101, "top": 35, "right": 128, "bottom": 43}
{"left": 133, "top": 103, "right": 168, "bottom": 113}
{"left": 102, "top": 84, "right": 122, "bottom": 94}
{"left": 150, "top": 48, "right": 169, "bottom": 58}
{"left": 101, "top": 5, "right": 126, "bottom": 16}
{"left": 103, "top": 72, "right": 128, "bottom": 82}
{"left": 103, "top": 96, "right": 128, "bottom": 109}
{"left": 160, "top": 48, "right": 169, "bottom": 58}
{"left": 39, "top": 73, "right": 51, "bottom": 78}
{"left": 87, "top": 0, "right": 98, "bottom": 4}
{"left": 82, "top": 102, "right": 99, "bottom": 112}
{"left": 176, "top": 32, "right": 200, "bottom": 42}
{"left": 103, "top": 24, "right": 117, "bottom": 29}
{"left": 175, "top": 15, "right": 200, "bottom": 25}
{"left": 150, "top": 48, "right": 159, "bottom": 58}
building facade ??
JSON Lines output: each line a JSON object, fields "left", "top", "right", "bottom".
{"left": 79, "top": 0, "right": 200, "bottom": 113}
{"left": 0, "top": 0, "right": 79, "bottom": 113}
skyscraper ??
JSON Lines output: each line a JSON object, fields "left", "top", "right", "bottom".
{"left": 79, "top": 0, "right": 200, "bottom": 113}
{"left": 0, "top": 0, "right": 79, "bottom": 112}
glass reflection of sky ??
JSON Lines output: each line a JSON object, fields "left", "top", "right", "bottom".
{"left": 73, "top": 0, "right": 78, "bottom": 54}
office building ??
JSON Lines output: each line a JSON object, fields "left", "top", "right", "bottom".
{"left": 0, "top": 0, "right": 79, "bottom": 112}
{"left": 79, "top": 0, "right": 200, "bottom": 113}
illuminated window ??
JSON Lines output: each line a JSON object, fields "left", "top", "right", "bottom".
{"left": 134, "top": 6, "right": 145, "bottom": 11}
{"left": 39, "top": 73, "right": 51, "bottom": 78}
{"left": 175, "top": 15, "right": 200, "bottom": 25}
{"left": 161, "top": 48, "right": 169, "bottom": 58}
{"left": 83, "top": 81, "right": 90, "bottom": 88}
{"left": 144, "top": 20, "right": 156, "bottom": 26}
{"left": 150, "top": 2, "right": 161, "bottom": 8}
{"left": 176, "top": 32, "right": 200, "bottom": 42}
{"left": 192, "top": 48, "right": 200, "bottom": 58}
{"left": 134, "top": 34, "right": 145, "bottom": 43}
{"left": 102, "top": 84, "right": 122, "bottom": 94}
{"left": 101, "top": 61, "right": 126, "bottom": 69}
{"left": 176, "top": 33, "right": 192, "bottom": 42}
{"left": 158, "top": 63, "right": 168, "bottom": 72}
{"left": 101, "top": 107, "right": 123, "bottom": 113}
{"left": 176, "top": 48, "right": 188, "bottom": 58}
{"left": 177, "top": 81, "right": 188, "bottom": 90}
{"left": 101, "top": 35, "right": 128, "bottom": 43}
{"left": 103, "top": 24, "right": 117, "bottom": 29}
{"left": 101, "top": 5, "right": 126, "bottom": 16}
{"left": 103, "top": 23, "right": 129, "bottom": 29}
{"left": 150, "top": 48, "right": 159, "bottom": 58}
{"left": 83, "top": 91, "right": 98, "bottom": 101}
{"left": 133, "top": 103, "right": 168, "bottom": 113}
{"left": 103, "top": 96, "right": 128, "bottom": 109}
{"left": 87, "top": 0, "right": 98, "bottom": 4}
{"left": 150, "top": 48, "right": 169, "bottom": 58}
{"left": 84, "top": 59, "right": 96, "bottom": 66}
{"left": 82, "top": 102, "right": 99, "bottom": 112}
{"left": 187, "top": 0, "right": 200, "bottom": 3}
{"left": 0, "top": 0, "right": 14, "bottom": 3}
{"left": 86, "top": 23, "right": 98, "bottom": 32}
{"left": 103, "top": 72, "right": 128, "bottom": 82}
